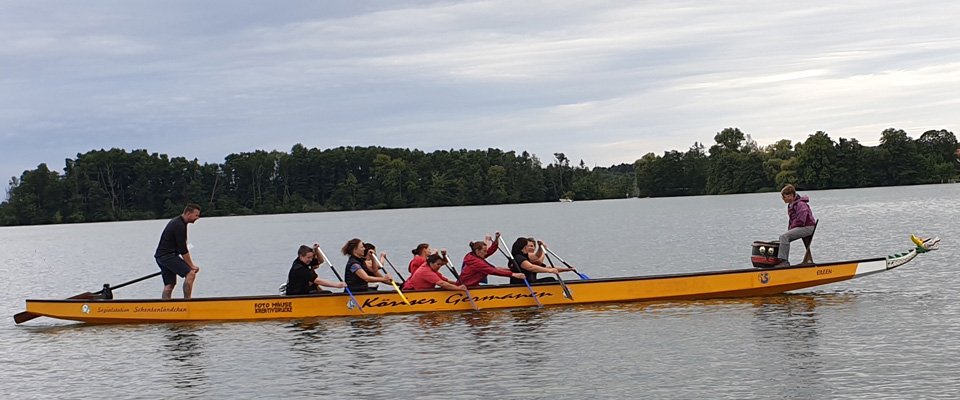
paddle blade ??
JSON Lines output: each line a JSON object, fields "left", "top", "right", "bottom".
{"left": 560, "top": 284, "right": 573, "bottom": 300}
{"left": 69, "top": 292, "right": 101, "bottom": 300}
{"left": 575, "top": 271, "right": 590, "bottom": 280}
{"left": 13, "top": 311, "right": 39, "bottom": 324}
{"left": 343, "top": 288, "right": 364, "bottom": 313}
{"left": 15, "top": 291, "right": 99, "bottom": 324}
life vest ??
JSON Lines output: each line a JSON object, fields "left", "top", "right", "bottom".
{"left": 344, "top": 256, "right": 370, "bottom": 292}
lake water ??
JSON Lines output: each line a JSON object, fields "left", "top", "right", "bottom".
{"left": 1, "top": 184, "right": 958, "bottom": 399}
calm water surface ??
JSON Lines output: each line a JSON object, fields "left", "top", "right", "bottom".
{"left": 1, "top": 184, "right": 958, "bottom": 399}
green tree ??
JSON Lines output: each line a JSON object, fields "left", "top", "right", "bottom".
{"left": 834, "top": 138, "right": 865, "bottom": 188}
{"left": 877, "top": 128, "right": 921, "bottom": 185}
{"left": 796, "top": 131, "right": 838, "bottom": 189}
{"left": 916, "top": 129, "right": 958, "bottom": 183}
{"left": 5, "top": 163, "right": 65, "bottom": 224}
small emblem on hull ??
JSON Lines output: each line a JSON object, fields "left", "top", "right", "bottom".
{"left": 759, "top": 272, "right": 769, "bottom": 284}
{"left": 81, "top": 304, "right": 90, "bottom": 314}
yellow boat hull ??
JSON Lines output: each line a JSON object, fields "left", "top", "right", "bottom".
{"left": 23, "top": 258, "right": 892, "bottom": 324}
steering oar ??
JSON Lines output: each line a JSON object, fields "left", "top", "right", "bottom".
{"left": 14, "top": 271, "right": 161, "bottom": 324}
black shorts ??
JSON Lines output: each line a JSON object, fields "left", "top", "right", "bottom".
{"left": 156, "top": 254, "right": 192, "bottom": 285}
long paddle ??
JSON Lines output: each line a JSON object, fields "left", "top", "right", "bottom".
{"left": 382, "top": 255, "right": 407, "bottom": 286}
{"left": 371, "top": 255, "right": 411, "bottom": 306}
{"left": 543, "top": 247, "right": 590, "bottom": 280}
{"left": 542, "top": 251, "right": 574, "bottom": 300}
{"left": 315, "top": 246, "right": 364, "bottom": 313}
{"left": 14, "top": 271, "right": 162, "bottom": 324}
{"left": 442, "top": 253, "right": 478, "bottom": 311}
{"left": 496, "top": 236, "right": 543, "bottom": 308}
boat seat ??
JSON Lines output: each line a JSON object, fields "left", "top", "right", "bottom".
{"left": 801, "top": 220, "right": 818, "bottom": 264}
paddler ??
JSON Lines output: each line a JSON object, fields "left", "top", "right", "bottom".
{"left": 285, "top": 245, "right": 346, "bottom": 295}
{"left": 402, "top": 253, "right": 466, "bottom": 291}
{"left": 509, "top": 237, "right": 573, "bottom": 284}
{"left": 457, "top": 233, "right": 525, "bottom": 287}
{"left": 408, "top": 243, "right": 430, "bottom": 274}
{"left": 341, "top": 238, "right": 395, "bottom": 293}
{"left": 362, "top": 242, "right": 390, "bottom": 289}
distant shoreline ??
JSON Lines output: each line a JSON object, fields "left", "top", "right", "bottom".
{"left": 2, "top": 128, "right": 957, "bottom": 226}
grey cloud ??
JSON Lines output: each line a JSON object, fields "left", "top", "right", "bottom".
{"left": 2, "top": 0, "right": 959, "bottom": 194}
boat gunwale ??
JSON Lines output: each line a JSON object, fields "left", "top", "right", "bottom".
{"left": 25, "top": 256, "right": 887, "bottom": 304}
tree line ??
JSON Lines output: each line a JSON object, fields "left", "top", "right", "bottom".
{"left": 635, "top": 127, "right": 958, "bottom": 197}
{"left": 1, "top": 127, "right": 957, "bottom": 226}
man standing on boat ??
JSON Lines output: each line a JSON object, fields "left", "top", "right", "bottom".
{"left": 154, "top": 203, "right": 201, "bottom": 299}
{"left": 775, "top": 185, "right": 816, "bottom": 268}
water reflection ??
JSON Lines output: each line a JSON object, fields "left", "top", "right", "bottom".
{"left": 414, "top": 311, "right": 459, "bottom": 330}
{"left": 748, "top": 293, "right": 856, "bottom": 399}
{"left": 287, "top": 319, "right": 330, "bottom": 342}
{"left": 162, "top": 325, "right": 208, "bottom": 390}
{"left": 348, "top": 316, "right": 385, "bottom": 338}
{"left": 285, "top": 319, "right": 331, "bottom": 356}
{"left": 459, "top": 309, "right": 507, "bottom": 337}
{"left": 283, "top": 319, "right": 336, "bottom": 376}
{"left": 508, "top": 308, "right": 549, "bottom": 331}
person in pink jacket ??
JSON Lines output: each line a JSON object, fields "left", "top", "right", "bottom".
{"left": 775, "top": 184, "right": 817, "bottom": 267}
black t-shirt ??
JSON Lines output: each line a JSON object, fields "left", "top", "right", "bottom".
{"left": 286, "top": 258, "right": 319, "bottom": 295}
{"left": 154, "top": 216, "right": 188, "bottom": 258}
{"left": 510, "top": 253, "right": 537, "bottom": 284}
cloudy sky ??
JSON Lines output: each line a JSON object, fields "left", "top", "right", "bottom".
{"left": 2, "top": 1, "right": 959, "bottom": 196}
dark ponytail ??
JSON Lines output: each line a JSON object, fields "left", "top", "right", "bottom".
{"left": 411, "top": 243, "right": 429, "bottom": 256}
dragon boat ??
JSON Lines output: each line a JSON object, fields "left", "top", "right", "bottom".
{"left": 14, "top": 236, "right": 939, "bottom": 324}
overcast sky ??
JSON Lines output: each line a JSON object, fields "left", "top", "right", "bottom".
{"left": 2, "top": 1, "right": 959, "bottom": 197}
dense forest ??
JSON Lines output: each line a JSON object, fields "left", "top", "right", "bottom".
{"left": 2, "top": 127, "right": 958, "bottom": 226}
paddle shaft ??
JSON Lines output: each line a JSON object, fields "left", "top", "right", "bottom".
{"left": 443, "top": 255, "right": 462, "bottom": 281}
{"left": 316, "top": 246, "right": 364, "bottom": 313}
{"left": 543, "top": 252, "right": 574, "bottom": 300}
{"left": 110, "top": 271, "right": 162, "bottom": 291}
{"left": 382, "top": 255, "right": 407, "bottom": 285}
{"left": 497, "top": 236, "right": 543, "bottom": 308}
{"left": 543, "top": 247, "right": 589, "bottom": 280}
{"left": 443, "top": 254, "right": 478, "bottom": 311}
{"left": 14, "top": 271, "right": 162, "bottom": 324}
{"left": 371, "top": 255, "right": 410, "bottom": 305}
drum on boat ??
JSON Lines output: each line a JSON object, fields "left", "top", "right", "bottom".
{"left": 751, "top": 240, "right": 780, "bottom": 268}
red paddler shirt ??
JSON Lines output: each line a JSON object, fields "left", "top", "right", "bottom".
{"left": 456, "top": 240, "right": 513, "bottom": 287}
{"left": 408, "top": 255, "right": 427, "bottom": 274}
{"left": 402, "top": 266, "right": 452, "bottom": 290}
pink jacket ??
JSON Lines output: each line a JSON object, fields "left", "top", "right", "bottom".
{"left": 788, "top": 195, "right": 816, "bottom": 229}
